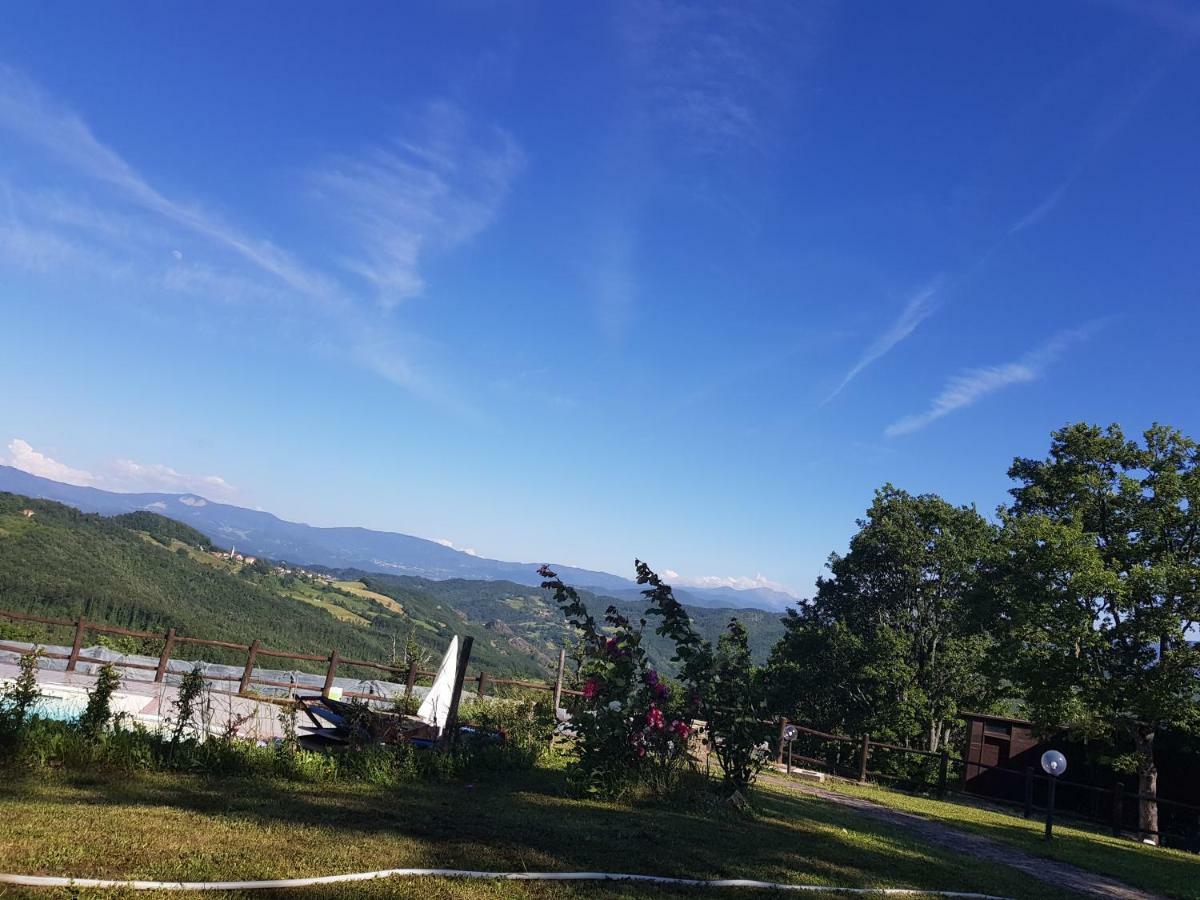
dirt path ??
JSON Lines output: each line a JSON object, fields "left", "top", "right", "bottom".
{"left": 761, "top": 774, "right": 1163, "bottom": 900}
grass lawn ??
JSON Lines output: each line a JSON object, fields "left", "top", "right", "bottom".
{"left": 801, "top": 775, "right": 1200, "bottom": 899}
{"left": 0, "top": 761, "right": 1079, "bottom": 900}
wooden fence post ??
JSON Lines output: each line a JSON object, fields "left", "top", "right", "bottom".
{"left": 937, "top": 751, "right": 949, "bottom": 799}
{"left": 323, "top": 649, "right": 341, "bottom": 697}
{"left": 1023, "top": 767, "right": 1035, "bottom": 819}
{"left": 65, "top": 617, "right": 87, "bottom": 672}
{"left": 552, "top": 649, "right": 566, "bottom": 711}
{"left": 1112, "top": 782, "right": 1124, "bottom": 837}
{"left": 858, "top": 733, "right": 870, "bottom": 783}
{"left": 239, "top": 639, "right": 261, "bottom": 694}
{"left": 154, "top": 627, "right": 176, "bottom": 683}
{"left": 477, "top": 670, "right": 490, "bottom": 698}
{"left": 441, "top": 636, "right": 474, "bottom": 749}
{"left": 777, "top": 719, "right": 789, "bottom": 764}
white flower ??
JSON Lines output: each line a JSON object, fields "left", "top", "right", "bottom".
{"left": 607, "top": 700, "right": 622, "bottom": 712}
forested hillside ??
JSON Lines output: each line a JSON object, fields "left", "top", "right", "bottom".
{"left": 0, "top": 493, "right": 544, "bottom": 677}
{"left": 0, "top": 493, "right": 785, "bottom": 680}
{"left": 342, "top": 572, "right": 787, "bottom": 671}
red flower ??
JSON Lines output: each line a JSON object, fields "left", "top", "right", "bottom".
{"left": 646, "top": 706, "right": 665, "bottom": 730}
{"left": 583, "top": 678, "right": 599, "bottom": 699}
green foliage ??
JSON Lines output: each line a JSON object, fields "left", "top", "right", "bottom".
{"left": 79, "top": 662, "right": 121, "bottom": 739}
{"left": 706, "top": 620, "right": 771, "bottom": 793}
{"left": 637, "top": 561, "right": 770, "bottom": 796}
{"left": 541, "top": 564, "right": 694, "bottom": 798}
{"left": 766, "top": 485, "right": 998, "bottom": 754}
{"left": 459, "top": 698, "right": 556, "bottom": 770}
{"left": 169, "top": 666, "right": 207, "bottom": 745}
{"left": 0, "top": 649, "right": 41, "bottom": 734}
{"left": 991, "top": 422, "right": 1200, "bottom": 837}
{"left": 109, "top": 510, "right": 215, "bottom": 549}
{"left": 0, "top": 492, "right": 542, "bottom": 678}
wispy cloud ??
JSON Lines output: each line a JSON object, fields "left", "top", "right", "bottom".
{"left": 620, "top": 0, "right": 829, "bottom": 153}
{"left": 0, "top": 66, "right": 331, "bottom": 298}
{"left": 310, "top": 101, "right": 523, "bottom": 309}
{"left": 0, "top": 68, "right": 520, "bottom": 413}
{"left": 4, "top": 438, "right": 237, "bottom": 499}
{"left": 1009, "top": 181, "right": 1071, "bottom": 234}
{"left": 884, "top": 324, "right": 1101, "bottom": 438}
{"left": 824, "top": 278, "right": 944, "bottom": 404}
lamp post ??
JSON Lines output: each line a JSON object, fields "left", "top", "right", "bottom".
{"left": 783, "top": 724, "right": 798, "bottom": 775}
{"left": 1041, "top": 750, "right": 1067, "bottom": 840}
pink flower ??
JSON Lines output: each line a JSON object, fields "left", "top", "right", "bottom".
{"left": 583, "top": 678, "right": 599, "bottom": 699}
{"left": 646, "top": 706, "right": 665, "bottom": 730}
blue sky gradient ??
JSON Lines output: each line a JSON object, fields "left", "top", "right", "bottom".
{"left": 1, "top": 1, "right": 1197, "bottom": 595}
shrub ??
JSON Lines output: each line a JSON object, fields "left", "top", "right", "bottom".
{"left": 169, "top": 666, "right": 207, "bottom": 745}
{"left": 540, "top": 565, "right": 694, "bottom": 798}
{"left": 0, "top": 650, "right": 42, "bottom": 734}
{"left": 79, "top": 663, "right": 121, "bottom": 739}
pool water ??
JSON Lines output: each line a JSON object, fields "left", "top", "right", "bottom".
{"left": 28, "top": 694, "right": 87, "bottom": 722}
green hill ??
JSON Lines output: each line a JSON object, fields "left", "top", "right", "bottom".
{"left": 0, "top": 493, "right": 546, "bottom": 678}
{"left": 0, "top": 492, "right": 786, "bottom": 681}
{"left": 333, "top": 571, "right": 786, "bottom": 673}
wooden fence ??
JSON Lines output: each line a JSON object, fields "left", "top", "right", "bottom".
{"left": 774, "top": 719, "right": 953, "bottom": 798}
{"left": 0, "top": 607, "right": 580, "bottom": 709}
{"left": 774, "top": 717, "right": 1200, "bottom": 847}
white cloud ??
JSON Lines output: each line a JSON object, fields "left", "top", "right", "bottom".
{"left": 0, "top": 66, "right": 331, "bottom": 298}
{"left": 309, "top": 101, "right": 523, "bottom": 310}
{"left": 620, "top": 1, "right": 828, "bottom": 153}
{"left": 5, "top": 438, "right": 97, "bottom": 486}
{"left": 657, "top": 569, "right": 796, "bottom": 597}
{"left": 4, "top": 437, "right": 236, "bottom": 499}
{"left": 824, "top": 278, "right": 944, "bottom": 403}
{"left": 885, "top": 324, "right": 1101, "bottom": 437}
{"left": 1009, "top": 182, "right": 1070, "bottom": 234}
{"left": 436, "top": 538, "right": 478, "bottom": 557}
{"left": 0, "top": 69, "right": 521, "bottom": 414}
{"left": 109, "top": 459, "right": 237, "bottom": 500}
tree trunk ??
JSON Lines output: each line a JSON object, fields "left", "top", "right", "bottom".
{"left": 1133, "top": 725, "right": 1159, "bottom": 845}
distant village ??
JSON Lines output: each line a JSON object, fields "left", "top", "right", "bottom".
{"left": 208, "top": 547, "right": 335, "bottom": 583}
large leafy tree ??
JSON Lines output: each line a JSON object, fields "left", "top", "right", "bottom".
{"left": 994, "top": 423, "right": 1200, "bottom": 842}
{"left": 767, "top": 485, "right": 996, "bottom": 752}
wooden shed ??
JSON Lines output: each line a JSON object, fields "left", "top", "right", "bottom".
{"left": 960, "top": 711, "right": 1045, "bottom": 801}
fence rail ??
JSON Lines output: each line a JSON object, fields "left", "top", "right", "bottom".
{"left": 775, "top": 717, "right": 1200, "bottom": 847}
{"left": 0, "top": 607, "right": 578, "bottom": 708}
{"left": 775, "top": 718, "right": 953, "bottom": 797}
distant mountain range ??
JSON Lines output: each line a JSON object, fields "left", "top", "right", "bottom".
{"left": 0, "top": 466, "right": 798, "bottom": 611}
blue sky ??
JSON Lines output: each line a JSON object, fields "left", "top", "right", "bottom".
{"left": 1, "top": 1, "right": 1198, "bottom": 596}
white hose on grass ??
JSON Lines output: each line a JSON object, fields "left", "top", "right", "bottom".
{"left": 0, "top": 869, "right": 1010, "bottom": 896}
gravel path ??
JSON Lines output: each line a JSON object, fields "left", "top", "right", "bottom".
{"left": 762, "top": 774, "right": 1163, "bottom": 900}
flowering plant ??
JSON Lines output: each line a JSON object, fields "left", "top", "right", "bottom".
{"left": 539, "top": 565, "right": 692, "bottom": 797}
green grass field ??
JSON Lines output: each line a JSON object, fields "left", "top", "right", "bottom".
{"left": 786, "top": 773, "right": 1199, "bottom": 899}
{"left": 0, "top": 761, "right": 1080, "bottom": 900}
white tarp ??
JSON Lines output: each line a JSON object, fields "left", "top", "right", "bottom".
{"left": 416, "top": 636, "right": 458, "bottom": 733}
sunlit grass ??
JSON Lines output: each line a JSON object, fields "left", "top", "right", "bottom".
{"left": 0, "top": 763, "right": 1078, "bottom": 899}
{"left": 786, "top": 774, "right": 1200, "bottom": 899}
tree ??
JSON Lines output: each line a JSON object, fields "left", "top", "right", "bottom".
{"left": 767, "top": 485, "right": 997, "bottom": 753}
{"left": 994, "top": 423, "right": 1200, "bottom": 842}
